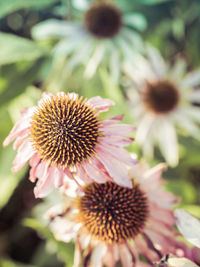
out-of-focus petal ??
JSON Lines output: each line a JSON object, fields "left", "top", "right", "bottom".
{"left": 174, "top": 209, "right": 200, "bottom": 249}
{"left": 87, "top": 96, "right": 115, "bottom": 113}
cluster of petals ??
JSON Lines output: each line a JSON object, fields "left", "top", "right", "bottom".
{"left": 124, "top": 44, "right": 200, "bottom": 167}
{"left": 46, "top": 163, "right": 200, "bottom": 267}
{"left": 3, "top": 92, "right": 136, "bottom": 198}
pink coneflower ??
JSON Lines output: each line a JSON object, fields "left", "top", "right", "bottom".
{"left": 46, "top": 163, "right": 199, "bottom": 267}
{"left": 3, "top": 92, "right": 135, "bottom": 198}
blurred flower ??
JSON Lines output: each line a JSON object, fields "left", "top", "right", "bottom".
{"left": 124, "top": 45, "right": 200, "bottom": 166}
{"left": 46, "top": 163, "right": 198, "bottom": 266}
{"left": 3, "top": 92, "right": 135, "bottom": 198}
{"left": 32, "top": 0, "right": 146, "bottom": 82}
{"left": 174, "top": 209, "right": 200, "bottom": 249}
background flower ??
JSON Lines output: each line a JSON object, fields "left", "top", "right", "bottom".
{"left": 31, "top": 0, "right": 147, "bottom": 82}
{"left": 124, "top": 45, "right": 200, "bottom": 166}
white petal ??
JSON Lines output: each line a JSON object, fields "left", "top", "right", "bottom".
{"left": 187, "top": 89, "right": 200, "bottom": 102}
{"left": 174, "top": 209, "right": 200, "bottom": 248}
{"left": 91, "top": 244, "right": 107, "bottom": 267}
{"left": 146, "top": 44, "right": 167, "bottom": 78}
{"left": 168, "top": 256, "right": 198, "bottom": 267}
{"left": 67, "top": 37, "right": 93, "bottom": 70}
{"left": 173, "top": 110, "right": 200, "bottom": 140}
{"left": 84, "top": 43, "right": 106, "bottom": 78}
{"left": 180, "top": 70, "right": 200, "bottom": 88}
{"left": 181, "top": 106, "right": 200, "bottom": 123}
{"left": 156, "top": 118, "right": 178, "bottom": 167}
{"left": 136, "top": 113, "right": 155, "bottom": 144}
{"left": 32, "top": 19, "right": 81, "bottom": 40}
{"left": 109, "top": 43, "right": 120, "bottom": 83}
{"left": 170, "top": 58, "right": 187, "bottom": 82}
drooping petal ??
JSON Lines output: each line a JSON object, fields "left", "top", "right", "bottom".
{"left": 97, "top": 142, "right": 136, "bottom": 166}
{"left": 97, "top": 148, "right": 132, "bottom": 188}
{"left": 3, "top": 108, "right": 33, "bottom": 147}
{"left": 91, "top": 244, "right": 107, "bottom": 267}
{"left": 87, "top": 96, "right": 115, "bottom": 113}
{"left": 34, "top": 163, "right": 55, "bottom": 198}
{"left": 12, "top": 140, "right": 35, "bottom": 172}
{"left": 82, "top": 159, "right": 108, "bottom": 183}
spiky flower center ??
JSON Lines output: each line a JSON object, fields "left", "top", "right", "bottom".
{"left": 30, "top": 94, "right": 99, "bottom": 168}
{"left": 77, "top": 182, "right": 149, "bottom": 243}
{"left": 142, "top": 80, "right": 180, "bottom": 114}
{"left": 84, "top": 2, "right": 122, "bottom": 39}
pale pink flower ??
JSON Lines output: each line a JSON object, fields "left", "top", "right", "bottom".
{"left": 46, "top": 163, "right": 200, "bottom": 267}
{"left": 3, "top": 92, "right": 135, "bottom": 198}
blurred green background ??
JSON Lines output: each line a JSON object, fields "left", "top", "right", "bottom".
{"left": 0, "top": 0, "right": 200, "bottom": 266}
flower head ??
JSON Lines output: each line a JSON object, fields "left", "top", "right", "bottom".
{"left": 84, "top": 1, "right": 122, "bottom": 39}
{"left": 124, "top": 45, "right": 200, "bottom": 166}
{"left": 46, "top": 163, "right": 199, "bottom": 266}
{"left": 32, "top": 0, "right": 146, "bottom": 81}
{"left": 3, "top": 92, "right": 135, "bottom": 198}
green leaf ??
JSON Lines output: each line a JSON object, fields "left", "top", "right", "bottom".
{"left": 0, "top": 33, "right": 45, "bottom": 65}
{"left": 0, "top": 58, "right": 45, "bottom": 107}
{"left": 0, "top": 0, "right": 59, "bottom": 18}
{"left": 24, "top": 218, "right": 75, "bottom": 266}
{"left": 0, "top": 258, "right": 36, "bottom": 267}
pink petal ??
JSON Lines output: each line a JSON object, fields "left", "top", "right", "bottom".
{"left": 34, "top": 163, "right": 55, "bottom": 198}
{"left": 13, "top": 128, "right": 29, "bottom": 149}
{"left": 97, "top": 143, "right": 136, "bottom": 166}
{"left": 29, "top": 154, "right": 41, "bottom": 182}
{"left": 82, "top": 159, "right": 108, "bottom": 183}
{"left": 76, "top": 164, "right": 93, "bottom": 184}
{"left": 102, "top": 124, "right": 136, "bottom": 136}
{"left": 12, "top": 140, "right": 34, "bottom": 172}
{"left": 149, "top": 203, "right": 176, "bottom": 225}
{"left": 97, "top": 149, "right": 132, "bottom": 188}
{"left": 100, "top": 135, "right": 134, "bottom": 147}
{"left": 118, "top": 244, "right": 135, "bottom": 267}
{"left": 100, "top": 115, "right": 124, "bottom": 127}
{"left": 54, "top": 167, "right": 65, "bottom": 188}
{"left": 144, "top": 163, "right": 168, "bottom": 180}
{"left": 87, "top": 96, "right": 115, "bottom": 113}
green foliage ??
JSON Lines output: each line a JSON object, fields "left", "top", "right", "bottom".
{"left": 0, "top": 0, "right": 59, "bottom": 19}
{"left": 0, "top": 33, "right": 45, "bottom": 65}
{"left": 24, "top": 218, "right": 75, "bottom": 266}
{"left": 0, "top": 59, "right": 45, "bottom": 107}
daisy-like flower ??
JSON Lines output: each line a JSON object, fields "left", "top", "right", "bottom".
{"left": 46, "top": 163, "right": 200, "bottom": 267}
{"left": 3, "top": 92, "right": 135, "bottom": 198}
{"left": 32, "top": 0, "right": 146, "bottom": 81}
{"left": 123, "top": 45, "right": 200, "bottom": 166}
